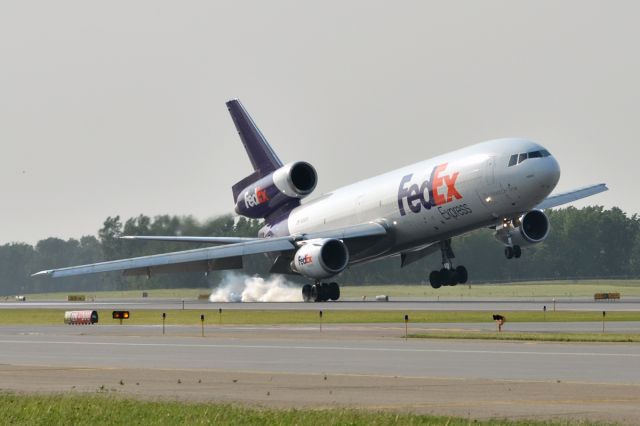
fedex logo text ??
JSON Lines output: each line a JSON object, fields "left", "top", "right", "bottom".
{"left": 397, "top": 163, "right": 462, "bottom": 216}
{"left": 244, "top": 187, "right": 270, "bottom": 208}
{"left": 298, "top": 254, "right": 313, "bottom": 266}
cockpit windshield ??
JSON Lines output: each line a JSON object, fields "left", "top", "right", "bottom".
{"left": 508, "top": 149, "right": 551, "bottom": 167}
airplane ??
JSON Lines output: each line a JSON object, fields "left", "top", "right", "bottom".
{"left": 33, "top": 99, "right": 608, "bottom": 302}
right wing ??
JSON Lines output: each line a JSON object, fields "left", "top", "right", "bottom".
{"left": 32, "top": 221, "right": 388, "bottom": 279}
{"left": 536, "top": 183, "right": 608, "bottom": 210}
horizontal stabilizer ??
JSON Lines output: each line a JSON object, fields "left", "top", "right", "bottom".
{"left": 536, "top": 183, "right": 608, "bottom": 210}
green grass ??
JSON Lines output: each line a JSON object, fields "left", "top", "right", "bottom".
{"left": 12, "top": 280, "right": 640, "bottom": 301}
{"left": 1, "top": 309, "right": 640, "bottom": 326}
{"left": 341, "top": 280, "right": 640, "bottom": 298}
{"left": 13, "top": 288, "right": 211, "bottom": 301}
{"left": 409, "top": 331, "right": 640, "bottom": 343}
{"left": 0, "top": 393, "right": 608, "bottom": 425}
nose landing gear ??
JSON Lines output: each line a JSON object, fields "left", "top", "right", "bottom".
{"left": 302, "top": 282, "right": 340, "bottom": 302}
{"left": 504, "top": 245, "right": 522, "bottom": 259}
{"left": 429, "top": 239, "right": 468, "bottom": 289}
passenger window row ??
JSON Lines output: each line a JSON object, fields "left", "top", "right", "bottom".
{"left": 508, "top": 149, "right": 551, "bottom": 167}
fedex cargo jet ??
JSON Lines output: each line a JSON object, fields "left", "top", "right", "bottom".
{"left": 34, "top": 100, "right": 608, "bottom": 302}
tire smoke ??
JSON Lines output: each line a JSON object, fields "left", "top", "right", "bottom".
{"left": 209, "top": 272, "right": 302, "bottom": 302}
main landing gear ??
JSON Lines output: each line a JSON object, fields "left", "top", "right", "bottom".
{"left": 429, "top": 239, "right": 468, "bottom": 289}
{"left": 302, "top": 282, "right": 340, "bottom": 302}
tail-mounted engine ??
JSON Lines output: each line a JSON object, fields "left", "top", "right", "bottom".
{"left": 234, "top": 161, "right": 317, "bottom": 218}
{"left": 495, "top": 210, "right": 550, "bottom": 247}
{"left": 290, "top": 238, "right": 350, "bottom": 279}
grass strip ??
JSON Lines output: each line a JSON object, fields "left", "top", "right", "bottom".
{"left": 0, "top": 393, "right": 605, "bottom": 425}
{"left": 1, "top": 309, "right": 640, "bottom": 325}
{"left": 409, "top": 331, "right": 640, "bottom": 343}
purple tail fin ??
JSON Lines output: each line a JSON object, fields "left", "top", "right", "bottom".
{"left": 227, "top": 99, "right": 283, "bottom": 200}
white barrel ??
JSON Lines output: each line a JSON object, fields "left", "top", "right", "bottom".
{"left": 375, "top": 295, "right": 389, "bottom": 302}
{"left": 64, "top": 310, "right": 98, "bottom": 325}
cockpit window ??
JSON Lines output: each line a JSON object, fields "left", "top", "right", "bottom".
{"left": 509, "top": 149, "right": 552, "bottom": 166}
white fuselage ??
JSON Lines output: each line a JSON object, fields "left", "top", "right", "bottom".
{"left": 286, "top": 138, "right": 560, "bottom": 262}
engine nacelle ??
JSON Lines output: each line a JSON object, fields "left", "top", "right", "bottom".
{"left": 235, "top": 161, "right": 317, "bottom": 218}
{"left": 291, "top": 238, "right": 350, "bottom": 279}
{"left": 495, "top": 210, "right": 550, "bottom": 247}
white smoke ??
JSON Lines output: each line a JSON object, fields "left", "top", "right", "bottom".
{"left": 209, "top": 272, "right": 302, "bottom": 302}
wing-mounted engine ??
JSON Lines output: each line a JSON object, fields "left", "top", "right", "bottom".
{"left": 495, "top": 210, "right": 550, "bottom": 258}
{"left": 234, "top": 161, "right": 317, "bottom": 219}
{"left": 290, "top": 238, "right": 350, "bottom": 279}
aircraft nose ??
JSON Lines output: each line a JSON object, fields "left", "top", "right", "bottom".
{"left": 541, "top": 155, "right": 561, "bottom": 190}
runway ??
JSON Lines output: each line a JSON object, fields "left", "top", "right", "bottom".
{"left": 1, "top": 323, "right": 640, "bottom": 423}
{"left": 3, "top": 296, "right": 640, "bottom": 312}
{"left": 1, "top": 298, "right": 640, "bottom": 423}
{"left": 1, "top": 325, "right": 640, "bottom": 383}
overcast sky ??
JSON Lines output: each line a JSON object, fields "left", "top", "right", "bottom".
{"left": 1, "top": 1, "right": 638, "bottom": 244}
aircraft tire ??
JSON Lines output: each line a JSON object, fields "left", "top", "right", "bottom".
{"left": 311, "top": 284, "right": 321, "bottom": 302}
{"left": 514, "top": 245, "right": 522, "bottom": 258}
{"left": 328, "top": 282, "right": 340, "bottom": 301}
{"left": 302, "top": 284, "right": 312, "bottom": 302}
{"left": 320, "top": 282, "right": 330, "bottom": 302}
{"left": 439, "top": 268, "right": 454, "bottom": 286}
{"left": 505, "top": 246, "right": 514, "bottom": 259}
{"left": 429, "top": 271, "right": 441, "bottom": 288}
{"left": 456, "top": 265, "right": 468, "bottom": 284}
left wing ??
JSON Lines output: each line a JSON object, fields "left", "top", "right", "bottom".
{"left": 33, "top": 237, "right": 295, "bottom": 278}
{"left": 536, "top": 183, "right": 608, "bottom": 210}
{"left": 119, "top": 236, "right": 256, "bottom": 244}
{"left": 32, "top": 221, "right": 388, "bottom": 279}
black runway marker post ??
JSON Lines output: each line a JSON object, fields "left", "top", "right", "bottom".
{"left": 319, "top": 310, "right": 323, "bottom": 332}
{"left": 201, "top": 314, "right": 205, "bottom": 337}
{"left": 162, "top": 312, "right": 166, "bottom": 335}
{"left": 404, "top": 314, "right": 409, "bottom": 339}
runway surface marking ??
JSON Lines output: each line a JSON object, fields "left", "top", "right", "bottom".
{"left": 1, "top": 338, "right": 639, "bottom": 358}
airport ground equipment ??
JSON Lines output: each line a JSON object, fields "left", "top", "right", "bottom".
{"left": 64, "top": 310, "right": 98, "bottom": 325}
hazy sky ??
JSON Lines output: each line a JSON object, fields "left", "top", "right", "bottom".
{"left": 1, "top": 1, "right": 638, "bottom": 244}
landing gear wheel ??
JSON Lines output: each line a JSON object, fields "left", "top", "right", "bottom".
{"left": 439, "top": 268, "right": 454, "bottom": 286}
{"left": 311, "top": 284, "right": 321, "bottom": 302}
{"left": 429, "top": 271, "right": 441, "bottom": 289}
{"left": 320, "top": 283, "right": 330, "bottom": 302}
{"left": 429, "top": 239, "right": 468, "bottom": 288}
{"left": 504, "top": 246, "right": 514, "bottom": 259}
{"left": 327, "top": 282, "right": 340, "bottom": 301}
{"left": 455, "top": 265, "right": 468, "bottom": 284}
{"left": 513, "top": 245, "right": 522, "bottom": 258}
{"left": 302, "top": 284, "right": 312, "bottom": 302}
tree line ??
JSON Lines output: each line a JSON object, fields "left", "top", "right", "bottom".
{"left": 1, "top": 206, "right": 638, "bottom": 296}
